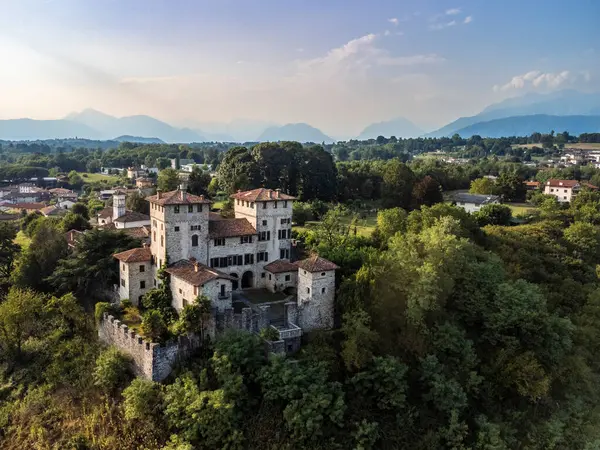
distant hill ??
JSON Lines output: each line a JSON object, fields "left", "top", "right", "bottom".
{"left": 357, "top": 117, "right": 424, "bottom": 139}
{"left": 429, "top": 90, "right": 600, "bottom": 137}
{"left": 452, "top": 114, "right": 600, "bottom": 138}
{"left": 66, "top": 109, "right": 204, "bottom": 143}
{"left": 113, "top": 135, "right": 165, "bottom": 144}
{"left": 257, "top": 123, "right": 334, "bottom": 143}
{"left": 0, "top": 119, "right": 102, "bottom": 141}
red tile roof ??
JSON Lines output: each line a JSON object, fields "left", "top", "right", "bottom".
{"left": 40, "top": 205, "right": 67, "bottom": 216}
{"left": 264, "top": 259, "right": 298, "bottom": 273}
{"left": 113, "top": 246, "right": 153, "bottom": 263}
{"left": 97, "top": 207, "right": 112, "bottom": 219}
{"left": 146, "top": 189, "right": 212, "bottom": 206}
{"left": 294, "top": 255, "right": 339, "bottom": 273}
{"left": 9, "top": 202, "right": 46, "bottom": 210}
{"left": 208, "top": 218, "right": 256, "bottom": 238}
{"left": 545, "top": 179, "right": 579, "bottom": 188}
{"left": 165, "top": 259, "right": 234, "bottom": 286}
{"left": 230, "top": 188, "right": 295, "bottom": 202}
{"left": 524, "top": 181, "right": 540, "bottom": 187}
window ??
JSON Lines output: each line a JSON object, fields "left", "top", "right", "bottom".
{"left": 236, "top": 199, "right": 240, "bottom": 205}
{"left": 183, "top": 298, "right": 188, "bottom": 307}
{"left": 161, "top": 235, "right": 164, "bottom": 247}
{"left": 140, "top": 281, "right": 146, "bottom": 289}
{"left": 280, "top": 218, "right": 291, "bottom": 225}
{"left": 240, "top": 236, "right": 253, "bottom": 244}
{"left": 139, "top": 265, "right": 145, "bottom": 272}
{"left": 153, "top": 219, "right": 157, "bottom": 227}
{"left": 262, "top": 202, "right": 267, "bottom": 209}
{"left": 284, "top": 201, "right": 288, "bottom": 208}
{"left": 161, "top": 223, "right": 163, "bottom": 230}
{"left": 153, "top": 231, "right": 156, "bottom": 241}
{"left": 121, "top": 278, "right": 125, "bottom": 287}
{"left": 214, "top": 238, "right": 225, "bottom": 246}
{"left": 244, "top": 253, "right": 254, "bottom": 265}
{"left": 321, "top": 287, "right": 326, "bottom": 293}
{"left": 220, "top": 284, "right": 226, "bottom": 297}
{"left": 174, "top": 206, "right": 180, "bottom": 213}
{"left": 262, "top": 220, "right": 267, "bottom": 226}
{"left": 192, "top": 235, "right": 199, "bottom": 247}
{"left": 564, "top": 196, "right": 567, "bottom": 200}
{"left": 268, "top": 274, "right": 272, "bottom": 280}
{"left": 219, "top": 257, "right": 228, "bottom": 267}
{"left": 174, "top": 226, "right": 180, "bottom": 231}
{"left": 250, "top": 202, "right": 254, "bottom": 208}
{"left": 278, "top": 229, "right": 291, "bottom": 239}
{"left": 154, "top": 279, "right": 157, "bottom": 286}
{"left": 321, "top": 272, "right": 326, "bottom": 276}
{"left": 122, "top": 264, "right": 125, "bottom": 271}
{"left": 194, "top": 286, "right": 198, "bottom": 296}
{"left": 261, "top": 272, "right": 265, "bottom": 278}
{"left": 280, "top": 249, "right": 290, "bottom": 259}
{"left": 285, "top": 274, "right": 291, "bottom": 282}
{"left": 196, "top": 204, "right": 203, "bottom": 212}
{"left": 179, "top": 288, "right": 182, "bottom": 294}
{"left": 274, "top": 201, "right": 278, "bottom": 208}
{"left": 258, "top": 231, "right": 271, "bottom": 241}
{"left": 564, "top": 189, "right": 567, "bottom": 193}
{"left": 257, "top": 251, "right": 268, "bottom": 262}
{"left": 191, "top": 225, "right": 201, "bottom": 230}
{"left": 307, "top": 287, "right": 310, "bottom": 294}
{"left": 550, "top": 188, "right": 554, "bottom": 192}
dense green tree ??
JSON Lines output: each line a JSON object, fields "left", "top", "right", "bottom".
{"left": 412, "top": 175, "right": 443, "bottom": 207}
{"left": 70, "top": 202, "right": 90, "bottom": 219}
{"left": 0, "top": 222, "right": 20, "bottom": 290}
{"left": 0, "top": 288, "right": 43, "bottom": 358}
{"left": 187, "top": 165, "right": 211, "bottom": 196}
{"left": 126, "top": 190, "right": 150, "bottom": 215}
{"left": 380, "top": 159, "right": 416, "bottom": 208}
{"left": 141, "top": 310, "right": 169, "bottom": 342}
{"left": 61, "top": 211, "right": 91, "bottom": 232}
{"left": 93, "top": 347, "right": 133, "bottom": 395}
{"left": 157, "top": 168, "right": 180, "bottom": 192}
{"left": 292, "top": 201, "right": 313, "bottom": 226}
{"left": 473, "top": 204, "right": 512, "bottom": 226}
{"left": 469, "top": 177, "right": 497, "bottom": 195}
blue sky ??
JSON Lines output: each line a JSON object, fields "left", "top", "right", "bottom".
{"left": 0, "top": 0, "right": 598, "bottom": 136}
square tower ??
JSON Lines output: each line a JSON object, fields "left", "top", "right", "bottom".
{"left": 147, "top": 188, "right": 212, "bottom": 267}
{"left": 231, "top": 188, "right": 295, "bottom": 264}
{"left": 295, "top": 256, "right": 338, "bottom": 331}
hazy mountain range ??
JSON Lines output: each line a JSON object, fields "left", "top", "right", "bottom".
{"left": 0, "top": 90, "right": 599, "bottom": 142}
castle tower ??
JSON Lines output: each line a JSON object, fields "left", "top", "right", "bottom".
{"left": 230, "top": 188, "right": 295, "bottom": 263}
{"left": 147, "top": 187, "right": 212, "bottom": 268}
{"left": 113, "top": 191, "right": 126, "bottom": 221}
{"left": 295, "top": 256, "right": 338, "bottom": 332}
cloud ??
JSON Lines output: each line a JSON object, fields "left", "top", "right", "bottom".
{"left": 430, "top": 20, "right": 457, "bottom": 30}
{"left": 446, "top": 8, "right": 461, "bottom": 15}
{"left": 463, "top": 16, "right": 473, "bottom": 24}
{"left": 493, "top": 70, "right": 590, "bottom": 91}
{"left": 388, "top": 17, "right": 399, "bottom": 25}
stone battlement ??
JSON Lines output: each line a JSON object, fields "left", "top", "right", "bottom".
{"left": 98, "top": 313, "right": 181, "bottom": 382}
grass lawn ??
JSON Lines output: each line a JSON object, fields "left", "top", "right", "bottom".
{"left": 14, "top": 230, "right": 31, "bottom": 250}
{"left": 506, "top": 202, "right": 538, "bottom": 216}
{"left": 295, "top": 213, "right": 377, "bottom": 238}
{"left": 212, "top": 201, "right": 225, "bottom": 210}
{"left": 80, "top": 172, "right": 120, "bottom": 183}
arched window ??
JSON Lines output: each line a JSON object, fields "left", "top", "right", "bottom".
{"left": 192, "top": 234, "right": 199, "bottom": 247}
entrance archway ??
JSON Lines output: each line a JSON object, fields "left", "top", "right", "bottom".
{"left": 241, "top": 271, "right": 253, "bottom": 289}
{"left": 230, "top": 273, "right": 239, "bottom": 290}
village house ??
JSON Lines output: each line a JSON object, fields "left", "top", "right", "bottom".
{"left": 97, "top": 191, "right": 151, "bottom": 229}
{"left": 113, "top": 186, "right": 338, "bottom": 347}
{"left": 135, "top": 177, "right": 154, "bottom": 188}
{"left": 452, "top": 192, "right": 500, "bottom": 213}
{"left": 544, "top": 179, "right": 584, "bottom": 203}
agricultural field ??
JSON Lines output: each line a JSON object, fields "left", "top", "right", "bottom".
{"left": 295, "top": 212, "right": 378, "bottom": 237}
{"left": 505, "top": 202, "right": 538, "bottom": 216}
{"left": 80, "top": 172, "right": 120, "bottom": 183}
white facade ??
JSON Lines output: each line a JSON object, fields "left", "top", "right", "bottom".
{"left": 119, "top": 259, "right": 153, "bottom": 305}
{"left": 544, "top": 180, "right": 578, "bottom": 203}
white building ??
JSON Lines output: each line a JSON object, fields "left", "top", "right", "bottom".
{"left": 97, "top": 191, "right": 151, "bottom": 229}
{"left": 453, "top": 193, "right": 501, "bottom": 213}
{"left": 544, "top": 179, "right": 581, "bottom": 203}
{"left": 114, "top": 187, "right": 337, "bottom": 335}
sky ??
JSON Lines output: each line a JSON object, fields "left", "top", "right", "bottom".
{"left": 0, "top": 0, "right": 598, "bottom": 137}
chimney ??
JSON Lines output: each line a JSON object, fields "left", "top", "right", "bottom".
{"left": 156, "top": 189, "right": 162, "bottom": 199}
{"left": 142, "top": 242, "right": 147, "bottom": 248}
{"left": 180, "top": 189, "right": 186, "bottom": 201}
{"left": 200, "top": 195, "right": 204, "bottom": 200}
{"left": 275, "top": 188, "right": 281, "bottom": 199}
{"left": 194, "top": 263, "right": 199, "bottom": 272}
{"left": 268, "top": 190, "right": 272, "bottom": 199}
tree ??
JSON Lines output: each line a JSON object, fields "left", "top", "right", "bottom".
{"left": 177, "top": 295, "right": 212, "bottom": 345}
{"left": 68, "top": 170, "right": 83, "bottom": 188}
{"left": 496, "top": 172, "right": 526, "bottom": 201}
{"left": 412, "top": 175, "right": 443, "bottom": 207}
{"left": 216, "top": 146, "right": 260, "bottom": 194}
{"left": 341, "top": 308, "right": 378, "bottom": 371}
{"left": 564, "top": 222, "right": 600, "bottom": 258}
{"left": 157, "top": 168, "right": 180, "bottom": 192}
{"left": 61, "top": 211, "right": 91, "bottom": 232}
{"left": 71, "top": 202, "right": 89, "bottom": 219}
{"left": 156, "top": 157, "right": 171, "bottom": 170}
{"left": 0, "top": 222, "right": 20, "bottom": 289}
{"left": 0, "top": 288, "right": 43, "bottom": 358}
{"left": 373, "top": 207, "right": 407, "bottom": 246}
{"left": 187, "top": 165, "right": 211, "bottom": 196}
{"left": 292, "top": 202, "right": 313, "bottom": 226}
{"left": 473, "top": 204, "right": 512, "bottom": 226}
{"left": 123, "top": 378, "right": 164, "bottom": 423}
{"left": 12, "top": 221, "right": 68, "bottom": 292}
{"left": 380, "top": 159, "right": 416, "bottom": 208}
{"left": 48, "top": 228, "right": 139, "bottom": 300}
{"left": 127, "top": 191, "right": 150, "bottom": 215}
{"left": 142, "top": 310, "right": 169, "bottom": 342}
{"left": 469, "top": 177, "right": 497, "bottom": 195}
{"left": 93, "top": 347, "right": 133, "bottom": 395}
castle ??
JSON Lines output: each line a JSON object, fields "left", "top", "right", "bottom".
{"left": 113, "top": 186, "right": 338, "bottom": 344}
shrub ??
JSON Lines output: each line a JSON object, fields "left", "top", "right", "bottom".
{"left": 94, "top": 302, "right": 121, "bottom": 323}
{"left": 92, "top": 347, "right": 133, "bottom": 395}
{"left": 122, "top": 378, "right": 164, "bottom": 422}
{"left": 260, "top": 326, "right": 280, "bottom": 341}
{"left": 141, "top": 310, "right": 169, "bottom": 343}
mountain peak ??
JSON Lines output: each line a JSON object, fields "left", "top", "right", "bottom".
{"left": 357, "top": 117, "right": 424, "bottom": 139}
{"left": 257, "top": 123, "right": 334, "bottom": 143}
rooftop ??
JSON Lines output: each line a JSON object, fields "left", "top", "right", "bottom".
{"left": 146, "top": 188, "right": 212, "bottom": 206}
{"left": 230, "top": 188, "right": 296, "bottom": 202}
{"left": 208, "top": 218, "right": 256, "bottom": 238}
{"left": 113, "top": 211, "right": 151, "bottom": 223}
{"left": 294, "top": 255, "right": 339, "bottom": 273}
{"left": 546, "top": 179, "right": 580, "bottom": 188}
{"left": 40, "top": 205, "right": 67, "bottom": 216}
{"left": 113, "top": 246, "right": 153, "bottom": 263}
{"left": 264, "top": 259, "right": 298, "bottom": 273}
{"left": 165, "top": 259, "right": 234, "bottom": 286}
{"left": 453, "top": 193, "right": 500, "bottom": 205}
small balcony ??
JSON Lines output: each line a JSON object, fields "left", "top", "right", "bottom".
{"left": 271, "top": 323, "right": 302, "bottom": 340}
